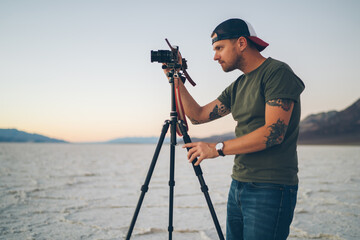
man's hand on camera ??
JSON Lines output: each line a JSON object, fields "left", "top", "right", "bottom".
{"left": 182, "top": 142, "right": 219, "bottom": 166}
{"left": 162, "top": 63, "right": 173, "bottom": 77}
{"left": 162, "top": 51, "right": 183, "bottom": 76}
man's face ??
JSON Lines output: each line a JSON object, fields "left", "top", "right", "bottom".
{"left": 212, "top": 36, "right": 241, "bottom": 72}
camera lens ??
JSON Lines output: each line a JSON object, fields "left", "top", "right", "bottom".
{"left": 151, "top": 50, "right": 173, "bottom": 63}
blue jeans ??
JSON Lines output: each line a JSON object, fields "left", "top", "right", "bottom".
{"left": 226, "top": 179, "right": 297, "bottom": 240}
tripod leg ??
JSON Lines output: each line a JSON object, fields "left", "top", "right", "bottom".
{"left": 167, "top": 115, "right": 177, "bottom": 240}
{"left": 178, "top": 121, "right": 225, "bottom": 240}
{"left": 125, "top": 120, "right": 170, "bottom": 240}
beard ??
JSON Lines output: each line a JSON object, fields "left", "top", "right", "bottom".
{"left": 221, "top": 52, "right": 245, "bottom": 72}
{"left": 222, "top": 63, "right": 237, "bottom": 72}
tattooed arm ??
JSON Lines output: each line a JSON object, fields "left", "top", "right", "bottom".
{"left": 184, "top": 98, "right": 294, "bottom": 166}
{"left": 219, "top": 98, "right": 293, "bottom": 153}
{"left": 174, "top": 78, "right": 230, "bottom": 124}
{"left": 188, "top": 99, "right": 230, "bottom": 124}
{"left": 264, "top": 99, "right": 293, "bottom": 147}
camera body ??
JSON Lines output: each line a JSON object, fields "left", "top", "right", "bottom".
{"left": 150, "top": 39, "right": 195, "bottom": 86}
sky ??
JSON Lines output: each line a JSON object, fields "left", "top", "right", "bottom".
{"left": 1, "top": 0, "right": 359, "bottom": 142}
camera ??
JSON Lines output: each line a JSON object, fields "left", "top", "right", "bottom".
{"left": 150, "top": 39, "right": 195, "bottom": 86}
{"left": 151, "top": 49, "right": 179, "bottom": 64}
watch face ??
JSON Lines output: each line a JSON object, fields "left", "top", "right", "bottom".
{"left": 216, "top": 142, "right": 224, "bottom": 150}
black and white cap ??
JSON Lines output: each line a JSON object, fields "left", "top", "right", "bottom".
{"left": 212, "top": 18, "right": 269, "bottom": 52}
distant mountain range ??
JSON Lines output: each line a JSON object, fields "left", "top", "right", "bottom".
{"left": 1, "top": 98, "right": 359, "bottom": 145}
{"left": 191, "top": 98, "right": 360, "bottom": 145}
{"left": 0, "top": 129, "right": 68, "bottom": 143}
{"left": 297, "top": 98, "right": 360, "bottom": 145}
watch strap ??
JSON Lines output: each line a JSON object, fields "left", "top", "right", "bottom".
{"left": 216, "top": 142, "right": 225, "bottom": 156}
{"left": 217, "top": 148, "right": 225, "bottom": 157}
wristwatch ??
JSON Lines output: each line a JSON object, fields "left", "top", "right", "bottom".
{"left": 216, "top": 142, "right": 225, "bottom": 156}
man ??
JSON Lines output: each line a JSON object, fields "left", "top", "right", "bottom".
{"left": 165, "top": 18, "right": 305, "bottom": 239}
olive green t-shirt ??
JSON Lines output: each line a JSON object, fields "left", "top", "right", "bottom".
{"left": 218, "top": 57, "right": 305, "bottom": 185}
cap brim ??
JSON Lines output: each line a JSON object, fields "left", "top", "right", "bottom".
{"left": 247, "top": 36, "right": 269, "bottom": 52}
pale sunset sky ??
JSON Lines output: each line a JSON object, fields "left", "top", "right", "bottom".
{"left": 1, "top": 0, "right": 359, "bottom": 142}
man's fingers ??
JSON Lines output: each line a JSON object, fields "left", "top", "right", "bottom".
{"left": 188, "top": 148, "right": 200, "bottom": 163}
{"left": 189, "top": 153, "right": 199, "bottom": 164}
{"left": 188, "top": 149, "right": 199, "bottom": 162}
{"left": 187, "top": 147, "right": 196, "bottom": 159}
{"left": 183, "top": 142, "right": 207, "bottom": 166}
{"left": 194, "top": 155, "right": 204, "bottom": 166}
{"left": 183, "top": 142, "right": 196, "bottom": 149}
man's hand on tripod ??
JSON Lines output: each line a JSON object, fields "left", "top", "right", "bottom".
{"left": 183, "top": 142, "right": 219, "bottom": 166}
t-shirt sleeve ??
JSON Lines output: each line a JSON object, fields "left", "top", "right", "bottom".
{"left": 264, "top": 66, "right": 305, "bottom": 103}
{"left": 217, "top": 82, "right": 234, "bottom": 110}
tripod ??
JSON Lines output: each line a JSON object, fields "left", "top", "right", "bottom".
{"left": 125, "top": 70, "right": 224, "bottom": 240}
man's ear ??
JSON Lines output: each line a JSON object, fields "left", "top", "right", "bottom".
{"left": 237, "top": 36, "right": 248, "bottom": 51}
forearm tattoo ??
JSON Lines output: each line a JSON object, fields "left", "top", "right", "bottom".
{"left": 209, "top": 104, "right": 229, "bottom": 121}
{"left": 266, "top": 99, "right": 293, "bottom": 111}
{"left": 265, "top": 119, "right": 288, "bottom": 148}
{"left": 189, "top": 117, "right": 201, "bottom": 125}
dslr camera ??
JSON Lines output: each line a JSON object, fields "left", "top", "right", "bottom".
{"left": 151, "top": 47, "right": 186, "bottom": 70}
{"left": 151, "top": 39, "right": 186, "bottom": 69}
{"left": 150, "top": 39, "right": 195, "bottom": 86}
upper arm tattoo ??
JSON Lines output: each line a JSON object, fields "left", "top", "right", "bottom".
{"left": 265, "top": 119, "right": 288, "bottom": 148}
{"left": 209, "top": 103, "right": 230, "bottom": 121}
{"left": 266, "top": 99, "right": 293, "bottom": 111}
{"left": 265, "top": 98, "right": 292, "bottom": 148}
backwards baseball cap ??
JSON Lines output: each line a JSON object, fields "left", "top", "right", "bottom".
{"left": 212, "top": 18, "right": 269, "bottom": 52}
